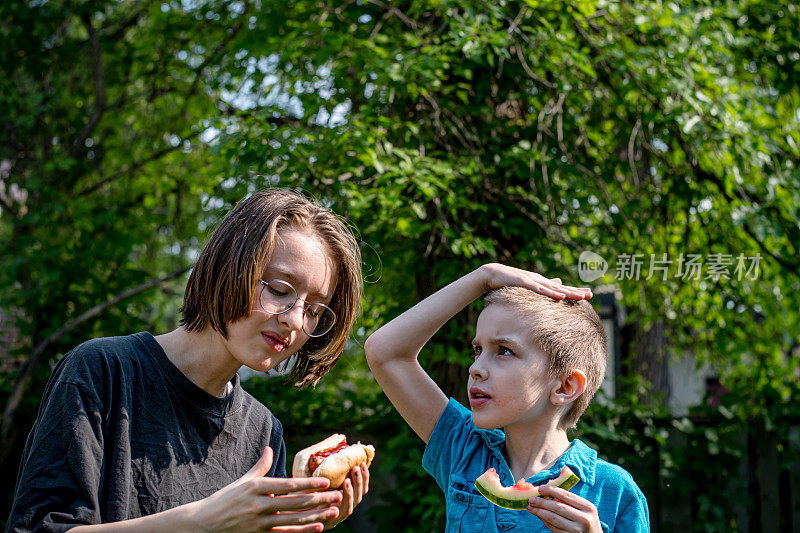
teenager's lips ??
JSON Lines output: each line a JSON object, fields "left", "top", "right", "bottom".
{"left": 262, "top": 332, "right": 289, "bottom": 352}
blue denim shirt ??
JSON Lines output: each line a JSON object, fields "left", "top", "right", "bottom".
{"left": 422, "top": 398, "right": 650, "bottom": 532}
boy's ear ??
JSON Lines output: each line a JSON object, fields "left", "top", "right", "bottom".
{"left": 550, "top": 370, "right": 587, "bottom": 406}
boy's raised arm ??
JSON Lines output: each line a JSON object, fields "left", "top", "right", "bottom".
{"left": 364, "top": 263, "right": 590, "bottom": 443}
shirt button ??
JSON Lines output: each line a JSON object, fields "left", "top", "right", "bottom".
{"left": 497, "top": 513, "right": 517, "bottom": 531}
{"left": 498, "top": 520, "right": 516, "bottom": 531}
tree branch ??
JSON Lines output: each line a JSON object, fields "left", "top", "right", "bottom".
{"left": 513, "top": 40, "right": 555, "bottom": 89}
{"left": 575, "top": 13, "right": 800, "bottom": 277}
{"left": 71, "top": 14, "right": 107, "bottom": 157}
{"left": 73, "top": 129, "right": 202, "bottom": 198}
{"left": 0, "top": 265, "right": 192, "bottom": 463}
{"left": 100, "top": 2, "right": 150, "bottom": 41}
{"left": 674, "top": 133, "right": 800, "bottom": 276}
{"left": 366, "top": 0, "right": 421, "bottom": 39}
{"left": 179, "top": 3, "right": 249, "bottom": 119}
{"left": 0, "top": 194, "right": 16, "bottom": 218}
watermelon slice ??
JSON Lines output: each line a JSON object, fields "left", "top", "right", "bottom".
{"left": 474, "top": 466, "right": 580, "bottom": 510}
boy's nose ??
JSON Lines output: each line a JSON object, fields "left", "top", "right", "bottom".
{"left": 468, "top": 360, "right": 487, "bottom": 381}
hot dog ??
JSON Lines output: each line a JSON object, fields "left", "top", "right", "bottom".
{"left": 292, "top": 434, "right": 375, "bottom": 489}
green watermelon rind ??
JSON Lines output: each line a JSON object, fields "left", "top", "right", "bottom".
{"left": 475, "top": 478, "right": 533, "bottom": 510}
{"left": 547, "top": 466, "right": 580, "bottom": 495}
{"left": 474, "top": 466, "right": 581, "bottom": 510}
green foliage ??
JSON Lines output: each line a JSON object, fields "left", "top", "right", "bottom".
{"left": 1, "top": 0, "right": 249, "bottom": 354}
{"left": 246, "top": 363, "right": 800, "bottom": 532}
{"left": 595, "top": 375, "right": 798, "bottom": 532}
{"left": 3, "top": 0, "right": 799, "bottom": 529}
{"left": 0, "top": 0, "right": 273, "bottom": 511}
{"left": 220, "top": 0, "right": 800, "bottom": 381}
{"left": 242, "top": 343, "right": 448, "bottom": 532}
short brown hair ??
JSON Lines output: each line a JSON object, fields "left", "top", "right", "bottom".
{"left": 181, "top": 189, "right": 362, "bottom": 387}
{"left": 484, "top": 288, "right": 606, "bottom": 428}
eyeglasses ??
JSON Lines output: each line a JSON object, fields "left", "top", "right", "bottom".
{"left": 258, "top": 279, "right": 336, "bottom": 337}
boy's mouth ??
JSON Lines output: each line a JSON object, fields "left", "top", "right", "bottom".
{"left": 469, "top": 387, "right": 492, "bottom": 407}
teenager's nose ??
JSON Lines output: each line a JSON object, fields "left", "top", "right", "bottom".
{"left": 278, "top": 304, "right": 305, "bottom": 332}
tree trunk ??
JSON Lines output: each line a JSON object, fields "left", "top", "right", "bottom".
{"left": 622, "top": 319, "right": 670, "bottom": 402}
{"left": 0, "top": 266, "right": 190, "bottom": 470}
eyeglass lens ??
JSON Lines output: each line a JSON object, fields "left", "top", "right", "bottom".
{"left": 260, "top": 279, "right": 335, "bottom": 337}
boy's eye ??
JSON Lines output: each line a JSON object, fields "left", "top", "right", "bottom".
{"left": 498, "top": 345, "right": 515, "bottom": 357}
{"left": 471, "top": 346, "right": 482, "bottom": 359}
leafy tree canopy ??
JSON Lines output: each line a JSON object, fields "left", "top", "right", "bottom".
{"left": 2, "top": 0, "right": 798, "bottom": 527}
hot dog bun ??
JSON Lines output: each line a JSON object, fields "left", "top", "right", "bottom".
{"left": 292, "top": 434, "right": 375, "bottom": 489}
{"left": 292, "top": 434, "right": 346, "bottom": 478}
{"left": 313, "top": 443, "right": 375, "bottom": 489}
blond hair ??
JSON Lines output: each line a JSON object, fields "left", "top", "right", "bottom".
{"left": 484, "top": 287, "right": 606, "bottom": 428}
{"left": 181, "top": 189, "right": 362, "bottom": 387}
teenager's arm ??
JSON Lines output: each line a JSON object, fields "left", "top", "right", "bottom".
{"left": 364, "top": 263, "right": 590, "bottom": 443}
{"left": 70, "top": 447, "right": 340, "bottom": 533}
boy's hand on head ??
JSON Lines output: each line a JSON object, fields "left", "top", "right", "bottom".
{"left": 527, "top": 485, "right": 603, "bottom": 533}
{"left": 479, "top": 263, "right": 593, "bottom": 301}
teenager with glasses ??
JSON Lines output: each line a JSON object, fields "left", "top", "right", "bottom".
{"left": 8, "top": 189, "right": 368, "bottom": 533}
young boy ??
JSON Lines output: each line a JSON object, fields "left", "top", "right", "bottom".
{"left": 365, "top": 263, "right": 649, "bottom": 532}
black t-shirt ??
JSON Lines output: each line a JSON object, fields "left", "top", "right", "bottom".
{"left": 7, "top": 332, "right": 286, "bottom": 532}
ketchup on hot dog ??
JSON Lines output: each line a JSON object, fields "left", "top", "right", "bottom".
{"left": 308, "top": 437, "right": 348, "bottom": 473}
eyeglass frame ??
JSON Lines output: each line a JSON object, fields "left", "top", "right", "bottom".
{"left": 257, "top": 279, "right": 337, "bottom": 337}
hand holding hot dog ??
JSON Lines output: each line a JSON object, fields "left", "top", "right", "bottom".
{"left": 322, "top": 461, "right": 370, "bottom": 529}
{"left": 188, "top": 446, "right": 341, "bottom": 533}
{"left": 293, "top": 435, "right": 375, "bottom": 529}
{"left": 292, "top": 434, "right": 375, "bottom": 489}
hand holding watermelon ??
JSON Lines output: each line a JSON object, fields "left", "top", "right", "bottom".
{"left": 527, "top": 484, "right": 603, "bottom": 533}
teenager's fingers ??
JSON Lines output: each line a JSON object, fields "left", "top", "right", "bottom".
{"left": 560, "top": 289, "right": 592, "bottom": 301}
{"left": 348, "top": 467, "right": 362, "bottom": 504}
{"left": 254, "top": 478, "right": 330, "bottom": 495}
{"left": 532, "top": 517, "right": 565, "bottom": 533}
{"left": 530, "top": 277, "right": 575, "bottom": 299}
{"left": 275, "top": 490, "right": 343, "bottom": 510}
{"left": 556, "top": 284, "right": 592, "bottom": 297}
{"left": 252, "top": 475, "right": 331, "bottom": 496}
{"left": 271, "top": 525, "right": 325, "bottom": 533}
{"left": 530, "top": 494, "right": 598, "bottom": 532}
{"left": 342, "top": 478, "right": 356, "bottom": 514}
{"left": 557, "top": 280, "right": 591, "bottom": 290}
{"left": 527, "top": 511, "right": 566, "bottom": 533}
{"left": 528, "top": 494, "right": 584, "bottom": 519}
{"left": 264, "top": 506, "right": 339, "bottom": 530}
{"left": 242, "top": 446, "right": 274, "bottom": 480}
{"left": 536, "top": 281, "right": 594, "bottom": 302}
{"left": 360, "top": 462, "right": 370, "bottom": 496}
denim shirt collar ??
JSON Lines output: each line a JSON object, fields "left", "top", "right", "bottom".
{"left": 477, "top": 428, "right": 598, "bottom": 487}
